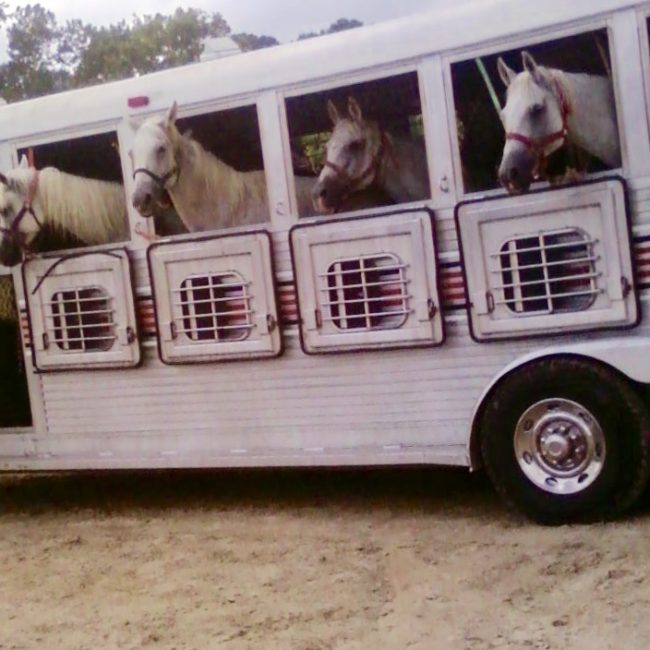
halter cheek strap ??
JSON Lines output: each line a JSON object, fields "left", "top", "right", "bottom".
{"left": 505, "top": 77, "right": 572, "bottom": 179}
{"left": 0, "top": 170, "right": 43, "bottom": 240}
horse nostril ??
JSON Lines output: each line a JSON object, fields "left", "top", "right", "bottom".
{"left": 319, "top": 187, "right": 328, "bottom": 200}
{"left": 134, "top": 192, "right": 151, "bottom": 210}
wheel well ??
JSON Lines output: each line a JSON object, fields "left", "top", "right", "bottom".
{"left": 468, "top": 352, "right": 649, "bottom": 469}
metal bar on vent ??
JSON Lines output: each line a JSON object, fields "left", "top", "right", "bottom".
{"left": 171, "top": 281, "right": 250, "bottom": 292}
{"left": 320, "top": 293, "right": 411, "bottom": 308}
{"left": 493, "top": 271, "right": 601, "bottom": 292}
{"left": 318, "top": 278, "right": 409, "bottom": 292}
{"left": 489, "top": 237, "right": 598, "bottom": 258}
{"left": 49, "top": 334, "right": 117, "bottom": 343}
{"left": 493, "top": 288, "right": 602, "bottom": 306}
{"left": 45, "top": 295, "right": 115, "bottom": 306}
{"left": 490, "top": 255, "right": 599, "bottom": 273}
{"left": 173, "top": 293, "right": 252, "bottom": 307}
{"left": 318, "top": 263, "right": 407, "bottom": 278}
{"left": 321, "top": 309, "right": 412, "bottom": 325}
{"left": 173, "top": 323, "right": 255, "bottom": 334}
{"left": 45, "top": 308, "right": 116, "bottom": 319}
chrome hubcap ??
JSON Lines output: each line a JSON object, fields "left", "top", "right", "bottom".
{"left": 514, "top": 398, "right": 605, "bottom": 495}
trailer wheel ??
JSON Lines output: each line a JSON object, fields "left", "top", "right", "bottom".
{"left": 479, "top": 357, "right": 650, "bottom": 524}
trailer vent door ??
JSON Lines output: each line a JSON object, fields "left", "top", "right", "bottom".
{"left": 290, "top": 209, "right": 444, "bottom": 353}
{"left": 23, "top": 248, "right": 140, "bottom": 370}
{"left": 456, "top": 178, "right": 637, "bottom": 341}
{"left": 147, "top": 230, "right": 281, "bottom": 363}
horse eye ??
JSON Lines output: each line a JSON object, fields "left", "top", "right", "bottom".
{"left": 347, "top": 139, "right": 365, "bottom": 153}
{"left": 529, "top": 102, "right": 546, "bottom": 117}
{"left": 156, "top": 145, "right": 167, "bottom": 157}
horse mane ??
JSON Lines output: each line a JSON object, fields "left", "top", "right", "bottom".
{"left": 167, "top": 122, "right": 269, "bottom": 227}
{"left": 33, "top": 167, "right": 128, "bottom": 244}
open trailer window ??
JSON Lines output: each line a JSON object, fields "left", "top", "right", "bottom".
{"left": 285, "top": 72, "right": 431, "bottom": 218}
{"left": 15, "top": 131, "right": 129, "bottom": 256}
{"left": 132, "top": 104, "right": 268, "bottom": 237}
{"left": 450, "top": 28, "right": 620, "bottom": 194}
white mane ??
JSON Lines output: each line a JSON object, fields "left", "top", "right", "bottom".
{"left": 175, "top": 129, "right": 270, "bottom": 228}
{"left": 2, "top": 167, "right": 127, "bottom": 244}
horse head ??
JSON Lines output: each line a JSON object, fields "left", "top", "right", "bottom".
{"left": 497, "top": 51, "right": 571, "bottom": 193}
{"left": 0, "top": 159, "right": 42, "bottom": 267}
{"left": 131, "top": 102, "right": 182, "bottom": 217}
{"left": 312, "top": 97, "right": 384, "bottom": 214}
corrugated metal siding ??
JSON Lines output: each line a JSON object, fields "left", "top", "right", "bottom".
{"left": 38, "top": 308, "right": 650, "bottom": 455}
{"left": 630, "top": 178, "right": 650, "bottom": 226}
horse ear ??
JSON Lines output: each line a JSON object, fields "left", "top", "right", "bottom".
{"left": 165, "top": 101, "right": 178, "bottom": 129}
{"left": 521, "top": 51, "right": 543, "bottom": 84}
{"left": 18, "top": 155, "right": 29, "bottom": 169}
{"left": 327, "top": 100, "right": 340, "bottom": 125}
{"left": 497, "top": 57, "right": 516, "bottom": 87}
{"left": 348, "top": 97, "right": 363, "bottom": 123}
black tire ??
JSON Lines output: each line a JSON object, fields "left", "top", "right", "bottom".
{"left": 479, "top": 356, "right": 650, "bottom": 524}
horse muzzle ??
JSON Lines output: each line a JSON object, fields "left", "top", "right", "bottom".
{"left": 0, "top": 238, "right": 23, "bottom": 267}
{"left": 132, "top": 185, "right": 156, "bottom": 217}
{"left": 311, "top": 178, "right": 345, "bottom": 215}
{"left": 498, "top": 148, "right": 536, "bottom": 194}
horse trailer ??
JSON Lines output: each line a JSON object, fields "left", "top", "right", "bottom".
{"left": 2, "top": 0, "right": 650, "bottom": 522}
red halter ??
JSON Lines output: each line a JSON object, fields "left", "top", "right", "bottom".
{"left": 0, "top": 169, "right": 42, "bottom": 239}
{"left": 505, "top": 77, "right": 572, "bottom": 179}
{"left": 321, "top": 131, "right": 389, "bottom": 205}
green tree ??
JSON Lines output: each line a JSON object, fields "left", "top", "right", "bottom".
{"left": 0, "top": 4, "right": 69, "bottom": 101}
{"left": 0, "top": 5, "right": 288, "bottom": 102}
{"left": 231, "top": 32, "right": 279, "bottom": 52}
{"left": 73, "top": 9, "right": 230, "bottom": 86}
{"left": 298, "top": 17, "right": 363, "bottom": 40}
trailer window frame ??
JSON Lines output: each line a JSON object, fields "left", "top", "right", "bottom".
{"left": 443, "top": 15, "right": 624, "bottom": 199}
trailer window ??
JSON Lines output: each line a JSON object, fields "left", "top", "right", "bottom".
{"left": 451, "top": 28, "right": 619, "bottom": 194}
{"left": 17, "top": 131, "right": 129, "bottom": 253}
{"left": 148, "top": 104, "right": 267, "bottom": 236}
{"left": 285, "top": 72, "right": 430, "bottom": 218}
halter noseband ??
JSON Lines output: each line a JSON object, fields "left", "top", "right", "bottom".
{"left": 505, "top": 77, "right": 571, "bottom": 179}
{"left": 133, "top": 164, "right": 180, "bottom": 189}
{"left": 0, "top": 169, "right": 43, "bottom": 241}
{"left": 322, "top": 131, "right": 388, "bottom": 205}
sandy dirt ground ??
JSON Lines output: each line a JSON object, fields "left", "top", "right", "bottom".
{"left": 1, "top": 468, "right": 649, "bottom": 650}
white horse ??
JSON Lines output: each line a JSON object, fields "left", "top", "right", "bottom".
{"left": 0, "top": 158, "right": 128, "bottom": 266}
{"left": 131, "top": 102, "right": 317, "bottom": 232}
{"left": 497, "top": 51, "right": 620, "bottom": 193}
{"left": 311, "top": 97, "right": 430, "bottom": 214}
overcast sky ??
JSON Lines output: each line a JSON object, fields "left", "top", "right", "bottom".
{"left": 1, "top": 0, "right": 440, "bottom": 43}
